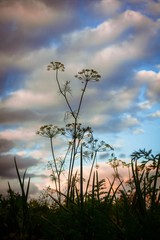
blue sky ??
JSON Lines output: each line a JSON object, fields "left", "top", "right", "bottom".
{"left": 0, "top": 0, "right": 160, "bottom": 197}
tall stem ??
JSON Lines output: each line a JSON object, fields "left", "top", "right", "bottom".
{"left": 68, "top": 80, "right": 89, "bottom": 192}
{"left": 54, "top": 68, "right": 90, "bottom": 204}
{"left": 85, "top": 151, "right": 97, "bottom": 197}
{"left": 50, "top": 137, "right": 60, "bottom": 202}
{"left": 76, "top": 80, "right": 88, "bottom": 118}
{"left": 80, "top": 144, "right": 83, "bottom": 209}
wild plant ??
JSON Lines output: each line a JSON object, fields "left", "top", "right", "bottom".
{"left": 37, "top": 61, "right": 113, "bottom": 206}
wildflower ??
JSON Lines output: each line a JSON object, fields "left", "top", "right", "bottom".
{"left": 65, "top": 123, "right": 93, "bottom": 141}
{"left": 36, "top": 124, "right": 65, "bottom": 138}
{"left": 47, "top": 61, "right": 65, "bottom": 71}
{"left": 75, "top": 69, "right": 101, "bottom": 82}
{"left": 84, "top": 138, "right": 113, "bottom": 152}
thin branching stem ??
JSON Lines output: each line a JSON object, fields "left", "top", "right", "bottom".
{"left": 76, "top": 80, "right": 88, "bottom": 118}
{"left": 56, "top": 69, "right": 75, "bottom": 118}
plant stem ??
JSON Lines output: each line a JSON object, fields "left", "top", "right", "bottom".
{"left": 76, "top": 80, "right": 88, "bottom": 118}
{"left": 56, "top": 69, "right": 75, "bottom": 118}
{"left": 80, "top": 144, "right": 83, "bottom": 209}
{"left": 50, "top": 137, "right": 60, "bottom": 202}
{"left": 85, "top": 150, "right": 97, "bottom": 197}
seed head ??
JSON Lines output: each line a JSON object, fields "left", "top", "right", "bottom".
{"left": 47, "top": 61, "right": 65, "bottom": 71}
{"left": 37, "top": 124, "right": 65, "bottom": 138}
{"left": 75, "top": 69, "right": 101, "bottom": 82}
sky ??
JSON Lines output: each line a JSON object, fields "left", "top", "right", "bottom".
{"left": 0, "top": 0, "right": 160, "bottom": 198}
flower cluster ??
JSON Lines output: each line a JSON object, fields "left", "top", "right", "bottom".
{"left": 83, "top": 139, "right": 113, "bottom": 152}
{"left": 47, "top": 61, "right": 65, "bottom": 71}
{"left": 75, "top": 69, "right": 101, "bottom": 82}
{"left": 36, "top": 124, "right": 65, "bottom": 138}
{"left": 65, "top": 123, "right": 93, "bottom": 141}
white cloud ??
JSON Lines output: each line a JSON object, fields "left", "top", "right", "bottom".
{"left": 88, "top": 114, "right": 108, "bottom": 126}
{"left": 91, "top": 41, "right": 143, "bottom": 77}
{"left": 136, "top": 70, "right": 160, "bottom": 102}
{"left": 132, "top": 128, "right": 144, "bottom": 135}
{"left": 138, "top": 100, "right": 152, "bottom": 109}
{"left": 136, "top": 70, "right": 157, "bottom": 82}
{"left": 0, "top": 46, "right": 57, "bottom": 73}
{"left": 58, "top": 9, "right": 159, "bottom": 89}
{"left": 106, "top": 88, "right": 138, "bottom": 112}
{"left": 0, "top": 127, "right": 36, "bottom": 141}
{"left": 62, "top": 10, "right": 157, "bottom": 54}
{"left": 121, "top": 114, "right": 139, "bottom": 127}
{"left": 148, "top": 110, "right": 160, "bottom": 118}
{"left": 1, "top": 89, "right": 60, "bottom": 110}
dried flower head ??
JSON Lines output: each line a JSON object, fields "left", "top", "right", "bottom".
{"left": 65, "top": 123, "right": 93, "bottom": 141}
{"left": 47, "top": 61, "right": 65, "bottom": 71}
{"left": 75, "top": 69, "right": 101, "bottom": 82}
{"left": 83, "top": 139, "right": 113, "bottom": 152}
{"left": 37, "top": 124, "right": 65, "bottom": 138}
